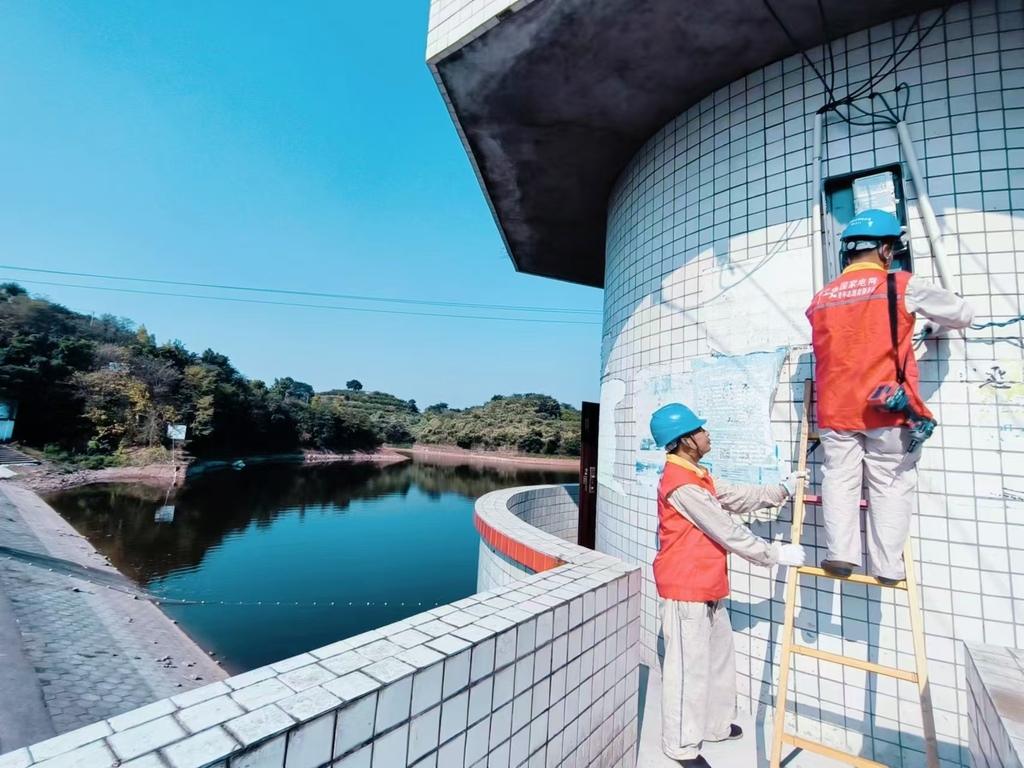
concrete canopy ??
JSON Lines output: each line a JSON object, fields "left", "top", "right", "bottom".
{"left": 428, "top": 0, "right": 944, "bottom": 288}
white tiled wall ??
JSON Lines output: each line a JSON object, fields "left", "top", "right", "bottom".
{"left": 3, "top": 487, "right": 640, "bottom": 768}
{"left": 508, "top": 485, "right": 580, "bottom": 545}
{"left": 478, "top": 485, "right": 579, "bottom": 592}
{"left": 966, "top": 643, "right": 1024, "bottom": 768}
{"left": 426, "top": 0, "right": 535, "bottom": 62}
{"left": 597, "top": 2, "right": 1023, "bottom": 765}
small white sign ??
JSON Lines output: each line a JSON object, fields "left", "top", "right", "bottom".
{"left": 167, "top": 424, "right": 187, "bottom": 441}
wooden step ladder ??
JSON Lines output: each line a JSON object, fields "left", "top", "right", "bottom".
{"left": 769, "top": 379, "right": 939, "bottom": 768}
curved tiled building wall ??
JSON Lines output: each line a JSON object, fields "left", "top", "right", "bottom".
{"left": 597, "top": 2, "right": 1023, "bottom": 764}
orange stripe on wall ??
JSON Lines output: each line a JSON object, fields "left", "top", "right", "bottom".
{"left": 474, "top": 509, "right": 565, "bottom": 574}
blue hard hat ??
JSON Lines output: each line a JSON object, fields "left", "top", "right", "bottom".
{"left": 840, "top": 209, "right": 902, "bottom": 241}
{"left": 650, "top": 403, "right": 706, "bottom": 449}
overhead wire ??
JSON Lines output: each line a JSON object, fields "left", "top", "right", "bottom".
{"left": 0, "top": 264, "right": 600, "bottom": 316}
{"left": 3, "top": 277, "right": 603, "bottom": 326}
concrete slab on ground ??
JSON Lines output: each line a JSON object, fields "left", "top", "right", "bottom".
{"left": 638, "top": 666, "right": 847, "bottom": 768}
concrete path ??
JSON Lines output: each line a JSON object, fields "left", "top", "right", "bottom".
{"left": 637, "top": 666, "right": 845, "bottom": 768}
{"left": 0, "top": 484, "right": 225, "bottom": 755}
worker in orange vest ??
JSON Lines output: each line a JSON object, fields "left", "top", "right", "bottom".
{"left": 806, "top": 209, "right": 974, "bottom": 584}
{"left": 650, "top": 403, "right": 806, "bottom": 767}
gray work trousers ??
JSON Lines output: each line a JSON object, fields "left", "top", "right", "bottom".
{"left": 820, "top": 426, "right": 921, "bottom": 580}
{"left": 660, "top": 598, "right": 736, "bottom": 761}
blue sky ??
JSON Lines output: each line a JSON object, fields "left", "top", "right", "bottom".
{"left": 0, "top": 1, "right": 602, "bottom": 408}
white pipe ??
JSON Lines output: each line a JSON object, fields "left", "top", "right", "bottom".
{"left": 895, "top": 121, "right": 956, "bottom": 292}
{"left": 810, "top": 112, "right": 824, "bottom": 293}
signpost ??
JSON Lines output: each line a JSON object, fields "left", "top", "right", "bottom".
{"left": 167, "top": 424, "right": 187, "bottom": 485}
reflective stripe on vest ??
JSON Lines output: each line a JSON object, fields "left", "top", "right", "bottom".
{"left": 806, "top": 265, "right": 933, "bottom": 432}
{"left": 653, "top": 455, "right": 730, "bottom": 603}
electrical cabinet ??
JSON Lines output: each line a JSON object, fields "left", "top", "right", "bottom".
{"left": 822, "top": 164, "right": 912, "bottom": 283}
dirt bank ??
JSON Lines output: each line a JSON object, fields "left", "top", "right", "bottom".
{"left": 402, "top": 444, "right": 580, "bottom": 471}
{"left": 7, "top": 448, "right": 411, "bottom": 495}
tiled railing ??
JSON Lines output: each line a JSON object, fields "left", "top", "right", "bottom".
{"left": 1, "top": 485, "right": 640, "bottom": 768}
{"left": 475, "top": 485, "right": 582, "bottom": 592}
{"left": 967, "top": 643, "right": 1024, "bottom": 768}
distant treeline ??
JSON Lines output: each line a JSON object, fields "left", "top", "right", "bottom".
{"left": 0, "top": 284, "right": 582, "bottom": 465}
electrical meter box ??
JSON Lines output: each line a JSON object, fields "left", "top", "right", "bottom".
{"left": 822, "top": 164, "right": 912, "bottom": 283}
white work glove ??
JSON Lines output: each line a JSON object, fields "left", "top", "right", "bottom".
{"left": 776, "top": 543, "right": 806, "bottom": 567}
{"left": 780, "top": 471, "right": 807, "bottom": 497}
{"left": 920, "top": 321, "right": 942, "bottom": 339}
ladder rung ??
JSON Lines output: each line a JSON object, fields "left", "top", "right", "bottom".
{"left": 781, "top": 733, "right": 889, "bottom": 768}
{"left": 791, "top": 645, "right": 919, "bottom": 682}
{"left": 803, "top": 494, "right": 868, "bottom": 509}
{"left": 796, "top": 566, "right": 907, "bottom": 589}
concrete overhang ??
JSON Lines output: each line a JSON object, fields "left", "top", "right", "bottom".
{"left": 427, "top": 0, "right": 945, "bottom": 288}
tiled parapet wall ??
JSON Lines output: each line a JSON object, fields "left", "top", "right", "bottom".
{"left": 2, "top": 487, "right": 640, "bottom": 768}
{"left": 475, "top": 485, "right": 581, "bottom": 593}
{"left": 967, "top": 643, "right": 1024, "bottom": 768}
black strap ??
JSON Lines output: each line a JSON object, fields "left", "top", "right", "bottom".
{"left": 886, "top": 272, "right": 906, "bottom": 384}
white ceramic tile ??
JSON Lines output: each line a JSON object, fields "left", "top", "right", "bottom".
{"left": 283, "top": 713, "right": 334, "bottom": 768}
{"left": 370, "top": 724, "right": 407, "bottom": 768}
{"left": 162, "top": 727, "right": 238, "bottom": 768}
{"left": 375, "top": 676, "right": 413, "bottom": 734}
{"left": 178, "top": 696, "right": 245, "bottom": 734}
{"left": 227, "top": 735, "right": 286, "bottom": 768}
{"left": 108, "top": 717, "right": 187, "bottom": 761}
{"left": 440, "top": 690, "right": 469, "bottom": 744}
{"left": 409, "top": 706, "right": 441, "bottom": 763}
{"left": 333, "top": 693, "right": 377, "bottom": 758}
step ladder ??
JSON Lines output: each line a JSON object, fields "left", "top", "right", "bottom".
{"left": 769, "top": 379, "right": 939, "bottom": 768}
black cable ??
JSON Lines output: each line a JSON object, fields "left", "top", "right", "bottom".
{"left": 816, "top": 0, "right": 836, "bottom": 97}
{"left": 761, "top": 0, "right": 836, "bottom": 103}
{"left": 0, "top": 264, "right": 600, "bottom": 316}
{"left": 4, "top": 277, "right": 603, "bottom": 326}
{"left": 843, "top": 8, "right": 946, "bottom": 105}
{"left": 846, "top": 15, "right": 922, "bottom": 102}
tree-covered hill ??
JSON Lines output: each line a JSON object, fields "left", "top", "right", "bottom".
{"left": 0, "top": 284, "right": 582, "bottom": 463}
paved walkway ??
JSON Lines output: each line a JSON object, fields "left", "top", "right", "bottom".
{"left": 637, "top": 667, "right": 844, "bottom": 768}
{"left": 0, "top": 484, "right": 224, "bottom": 755}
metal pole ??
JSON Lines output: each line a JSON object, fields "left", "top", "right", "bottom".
{"left": 811, "top": 112, "right": 825, "bottom": 293}
{"left": 895, "top": 121, "right": 956, "bottom": 291}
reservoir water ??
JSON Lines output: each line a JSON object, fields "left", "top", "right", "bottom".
{"left": 45, "top": 457, "right": 576, "bottom": 673}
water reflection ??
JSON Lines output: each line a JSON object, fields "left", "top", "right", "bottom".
{"left": 46, "top": 458, "right": 575, "bottom": 672}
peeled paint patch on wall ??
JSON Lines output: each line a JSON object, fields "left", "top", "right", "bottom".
{"left": 632, "top": 350, "right": 788, "bottom": 488}
{"left": 597, "top": 379, "right": 627, "bottom": 496}
{"left": 697, "top": 249, "right": 814, "bottom": 356}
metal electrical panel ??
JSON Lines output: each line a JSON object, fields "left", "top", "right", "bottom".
{"left": 822, "top": 163, "right": 912, "bottom": 283}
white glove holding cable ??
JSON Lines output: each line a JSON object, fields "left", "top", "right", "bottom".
{"left": 776, "top": 543, "right": 806, "bottom": 567}
{"left": 780, "top": 471, "right": 808, "bottom": 497}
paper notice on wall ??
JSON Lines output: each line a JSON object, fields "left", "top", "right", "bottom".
{"left": 597, "top": 379, "right": 627, "bottom": 495}
{"left": 699, "top": 249, "right": 813, "bottom": 355}
{"left": 633, "top": 350, "right": 787, "bottom": 487}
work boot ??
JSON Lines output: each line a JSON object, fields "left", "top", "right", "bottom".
{"left": 820, "top": 559, "right": 856, "bottom": 577}
{"left": 706, "top": 723, "right": 743, "bottom": 742}
{"left": 676, "top": 756, "right": 712, "bottom": 767}
{"left": 876, "top": 576, "right": 902, "bottom": 586}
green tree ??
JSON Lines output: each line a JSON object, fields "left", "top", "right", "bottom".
{"left": 346, "top": 379, "right": 363, "bottom": 391}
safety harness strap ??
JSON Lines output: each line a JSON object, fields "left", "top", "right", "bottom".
{"left": 886, "top": 272, "right": 906, "bottom": 384}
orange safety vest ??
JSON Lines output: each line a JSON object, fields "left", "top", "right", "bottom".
{"left": 806, "top": 264, "right": 933, "bottom": 432}
{"left": 653, "top": 455, "right": 730, "bottom": 602}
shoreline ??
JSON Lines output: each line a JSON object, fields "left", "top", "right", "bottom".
{"left": 9, "top": 447, "right": 411, "bottom": 495}
{"left": 7, "top": 443, "right": 578, "bottom": 495}
{"left": 401, "top": 444, "right": 580, "bottom": 471}
{"left": 0, "top": 484, "right": 227, "bottom": 740}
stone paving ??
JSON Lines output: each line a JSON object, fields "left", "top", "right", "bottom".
{"left": 0, "top": 484, "right": 224, "bottom": 753}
